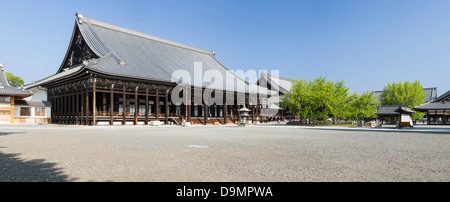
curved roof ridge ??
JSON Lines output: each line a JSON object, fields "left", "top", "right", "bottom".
{"left": 79, "top": 14, "right": 214, "bottom": 56}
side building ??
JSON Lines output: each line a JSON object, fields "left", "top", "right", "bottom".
{"left": 373, "top": 87, "right": 438, "bottom": 124}
{"left": 1, "top": 64, "right": 51, "bottom": 124}
{"left": 415, "top": 90, "right": 450, "bottom": 125}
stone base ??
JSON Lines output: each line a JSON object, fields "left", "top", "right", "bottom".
{"left": 238, "top": 123, "right": 251, "bottom": 127}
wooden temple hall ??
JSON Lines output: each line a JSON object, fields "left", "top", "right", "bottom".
{"left": 23, "top": 14, "right": 276, "bottom": 126}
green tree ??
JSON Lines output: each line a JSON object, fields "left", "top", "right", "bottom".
{"left": 5, "top": 72, "right": 24, "bottom": 87}
{"left": 380, "top": 80, "right": 425, "bottom": 120}
{"left": 348, "top": 91, "right": 378, "bottom": 120}
{"left": 281, "top": 77, "right": 377, "bottom": 124}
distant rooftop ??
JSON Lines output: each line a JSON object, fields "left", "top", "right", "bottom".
{"left": 0, "top": 63, "right": 33, "bottom": 97}
{"left": 372, "top": 87, "right": 437, "bottom": 103}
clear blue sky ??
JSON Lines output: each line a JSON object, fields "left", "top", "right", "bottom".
{"left": 1, "top": 0, "right": 449, "bottom": 95}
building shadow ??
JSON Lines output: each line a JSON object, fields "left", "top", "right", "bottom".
{"left": 0, "top": 132, "right": 25, "bottom": 136}
{"left": 302, "top": 127, "right": 450, "bottom": 135}
{"left": 0, "top": 152, "right": 77, "bottom": 182}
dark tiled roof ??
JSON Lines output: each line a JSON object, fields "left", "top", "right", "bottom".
{"left": 434, "top": 90, "right": 450, "bottom": 102}
{"left": 394, "top": 106, "right": 415, "bottom": 114}
{"left": 14, "top": 100, "right": 52, "bottom": 107}
{"left": 372, "top": 87, "right": 437, "bottom": 103}
{"left": 376, "top": 105, "right": 407, "bottom": 116}
{"left": 414, "top": 101, "right": 450, "bottom": 110}
{"left": 0, "top": 65, "right": 33, "bottom": 96}
{"left": 25, "top": 14, "right": 276, "bottom": 96}
{"left": 414, "top": 90, "right": 450, "bottom": 111}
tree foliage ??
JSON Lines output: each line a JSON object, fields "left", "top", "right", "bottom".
{"left": 380, "top": 80, "right": 425, "bottom": 120}
{"left": 281, "top": 77, "right": 377, "bottom": 123}
{"left": 5, "top": 72, "right": 24, "bottom": 87}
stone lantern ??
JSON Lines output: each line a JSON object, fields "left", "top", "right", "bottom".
{"left": 238, "top": 106, "right": 251, "bottom": 127}
{"left": 286, "top": 111, "right": 294, "bottom": 125}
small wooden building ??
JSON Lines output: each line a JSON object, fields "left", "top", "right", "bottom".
{"left": 376, "top": 105, "right": 405, "bottom": 125}
{"left": 414, "top": 90, "right": 450, "bottom": 125}
{"left": 394, "top": 106, "right": 415, "bottom": 128}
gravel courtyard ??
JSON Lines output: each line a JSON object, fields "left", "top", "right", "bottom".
{"left": 0, "top": 124, "right": 449, "bottom": 182}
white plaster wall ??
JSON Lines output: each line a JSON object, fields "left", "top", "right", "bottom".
{"left": 0, "top": 103, "right": 11, "bottom": 107}
{"left": 14, "top": 106, "right": 22, "bottom": 118}
{"left": 14, "top": 106, "right": 51, "bottom": 118}
{"left": 24, "top": 87, "right": 48, "bottom": 101}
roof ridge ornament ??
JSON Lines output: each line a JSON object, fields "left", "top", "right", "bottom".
{"left": 76, "top": 13, "right": 84, "bottom": 24}
{"left": 119, "top": 60, "right": 126, "bottom": 66}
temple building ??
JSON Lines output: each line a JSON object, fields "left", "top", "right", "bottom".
{"left": 23, "top": 14, "right": 275, "bottom": 126}
{"left": 1, "top": 64, "right": 51, "bottom": 124}
{"left": 415, "top": 90, "right": 450, "bottom": 125}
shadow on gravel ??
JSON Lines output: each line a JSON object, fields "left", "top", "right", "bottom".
{"left": 0, "top": 152, "right": 77, "bottom": 182}
{"left": 0, "top": 132, "right": 25, "bottom": 136}
{"left": 303, "top": 127, "right": 450, "bottom": 135}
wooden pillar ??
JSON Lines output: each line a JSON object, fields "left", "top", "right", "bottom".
{"left": 93, "top": 81, "right": 97, "bottom": 126}
{"left": 145, "top": 88, "right": 149, "bottom": 125}
{"left": 204, "top": 102, "right": 209, "bottom": 125}
{"left": 72, "top": 93, "right": 75, "bottom": 124}
{"left": 110, "top": 86, "right": 114, "bottom": 125}
{"left": 165, "top": 94, "right": 169, "bottom": 124}
{"left": 81, "top": 92, "right": 84, "bottom": 125}
{"left": 443, "top": 110, "right": 446, "bottom": 125}
{"left": 59, "top": 95, "right": 63, "bottom": 123}
{"left": 156, "top": 89, "right": 159, "bottom": 121}
{"left": 256, "top": 98, "right": 259, "bottom": 124}
{"left": 76, "top": 93, "right": 79, "bottom": 125}
{"left": 69, "top": 94, "right": 73, "bottom": 124}
{"left": 251, "top": 104, "right": 255, "bottom": 124}
{"left": 122, "top": 86, "right": 126, "bottom": 125}
{"left": 223, "top": 92, "right": 228, "bottom": 124}
{"left": 56, "top": 96, "right": 60, "bottom": 123}
{"left": 236, "top": 100, "right": 240, "bottom": 123}
{"left": 65, "top": 94, "right": 69, "bottom": 123}
{"left": 102, "top": 92, "right": 107, "bottom": 116}
{"left": 62, "top": 95, "right": 66, "bottom": 123}
{"left": 134, "top": 88, "right": 138, "bottom": 125}
{"left": 85, "top": 89, "right": 90, "bottom": 125}
{"left": 10, "top": 96, "right": 15, "bottom": 124}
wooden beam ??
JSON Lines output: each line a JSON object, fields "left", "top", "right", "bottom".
{"left": 94, "top": 89, "right": 157, "bottom": 96}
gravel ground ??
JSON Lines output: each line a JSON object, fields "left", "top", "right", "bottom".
{"left": 0, "top": 124, "right": 449, "bottom": 182}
